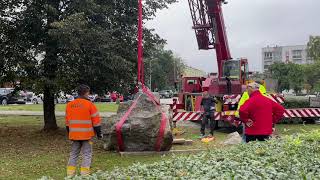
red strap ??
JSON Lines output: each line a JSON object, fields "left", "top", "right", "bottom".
{"left": 116, "top": 90, "right": 168, "bottom": 152}
{"left": 155, "top": 112, "right": 167, "bottom": 151}
{"left": 115, "top": 0, "right": 166, "bottom": 152}
{"left": 115, "top": 95, "right": 141, "bottom": 152}
{"left": 137, "top": 0, "right": 144, "bottom": 84}
{"left": 142, "top": 86, "right": 160, "bottom": 105}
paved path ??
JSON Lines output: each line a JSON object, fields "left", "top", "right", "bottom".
{"left": 160, "top": 98, "right": 173, "bottom": 105}
{"left": 0, "top": 111, "right": 116, "bottom": 117}
{"left": 0, "top": 98, "right": 173, "bottom": 117}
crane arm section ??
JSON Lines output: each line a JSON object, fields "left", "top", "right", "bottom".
{"left": 188, "top": 0, "right": 232, "bottom": 78}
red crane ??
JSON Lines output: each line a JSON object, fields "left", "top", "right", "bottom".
{"left": 188, "top": 0, "right": 231, "bottom": 77}
{"left": 171, "top": 0, "right": 320, "bottom": 126}
{"left": 183, "top": 0, "right": 249, "bottom": 96}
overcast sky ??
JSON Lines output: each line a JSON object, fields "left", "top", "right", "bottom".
{"left": 146, "top": 0, "right": 320, "bottom": 73}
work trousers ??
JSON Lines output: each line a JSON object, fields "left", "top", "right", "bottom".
{"left": 201, "top": 111, "right": 215, "bottom": 136}
{"left": 68, "top": 140, "right": 92, "bottom": 168}
{"left": 241, "top": 123, "right": 246, "bottom": 142}
{"left": 245, "top": 135, "right": 270, "bottom": 143}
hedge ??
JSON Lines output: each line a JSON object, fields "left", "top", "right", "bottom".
{"left": 283, "top": 99, "right": 310, "bottom": 109}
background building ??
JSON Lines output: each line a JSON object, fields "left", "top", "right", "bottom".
{"left": 182, "top": 65, "right": 206, "bottom": 77}
{"left": 262, "top": 45, "right": 313, "bottom": 72}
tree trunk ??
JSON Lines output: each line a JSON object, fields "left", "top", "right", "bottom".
{"left": 42, "top": 0, "right": 60, "bottom": 131}
{"left": 43, "top": 86, "right": 58, "bottom": 131}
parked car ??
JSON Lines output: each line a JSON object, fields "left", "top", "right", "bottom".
{"left": 159, "top": 90, "right": 173, "bottom": 99}
{"left": 66, "top": 93, "right": 77, "bottom": 103}
{"left": 305, "top": 94, "right": 317, "bottom": 98}
{"left": 94, "top": 94, "right": 111, "bottom": 102}
{"left": 166, "top": 90, "right": 174, "bottom": 98}
{"left": 88, "top": 95, "right": 96, "bottom": 102}
{"left": 20, "top": 91, "right": 43, "bottom": 104}
{"left": 124, "top": 94, "right": 134, "bottom": 101}
{"left": 0, "top": 88, "right": 27, "bottom": 105}
{"left": 31, "top": 94, "right": 43, "bottom": 104}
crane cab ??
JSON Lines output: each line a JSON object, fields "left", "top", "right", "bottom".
{"left": 222, "top": 59, "right": 249, "bottom": 85}
{"left": 203, "top": 59, "right": 248, "bottom": 96}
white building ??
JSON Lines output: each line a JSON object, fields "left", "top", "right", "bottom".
{"left": 182, "top": 65, "right": 206, "bottom": 77}
{"left": 262, "top": 45, "right": 313, "bottom": 72}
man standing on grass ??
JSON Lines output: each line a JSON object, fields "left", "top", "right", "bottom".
{"left": 65, "top": 84, "right": 102, "bottom": 176}
{"left": 239, "top": 82, "right": 284, "bottom": 143}
{"left": 235, "top": 81, "right": 267, "bottom": 142}
{"left": 200, "top": 91, "right": 217, "bottom": 138}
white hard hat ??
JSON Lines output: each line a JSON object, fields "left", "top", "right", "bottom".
{"left": 247, "top": 82, "right": 260, "bottom": 90}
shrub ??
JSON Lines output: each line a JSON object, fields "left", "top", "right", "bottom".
{"left": 283, "top": 99, "right": 309, "bottom": 109}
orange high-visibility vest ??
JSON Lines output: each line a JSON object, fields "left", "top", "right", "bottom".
{"left": 65, "top": 98, "right": 101, "bottom": 140}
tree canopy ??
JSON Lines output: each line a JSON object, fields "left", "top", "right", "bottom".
{"left": 308, "top": 36, "right": 320, "bottom": 62}
{"left": 0, "top": 0, "right": 177, "bottom": 130}
{"left": 144, "top": 46, "right": 184, "bottom": 91}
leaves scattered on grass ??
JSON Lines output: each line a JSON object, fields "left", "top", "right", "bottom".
{"left": 65, "top": 130, "right": 320, "bottom": 180}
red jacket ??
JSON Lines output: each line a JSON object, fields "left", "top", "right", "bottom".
{"left": 239, "top": 90, "right": 285, "bottom": 135}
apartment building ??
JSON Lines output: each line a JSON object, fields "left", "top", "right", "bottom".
{"left": 262, "top": 45, "right": 313, "bottom": 72}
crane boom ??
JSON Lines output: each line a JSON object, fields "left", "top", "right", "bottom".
{"left": 188, "top": 0, "right": 232, "bottom": 78}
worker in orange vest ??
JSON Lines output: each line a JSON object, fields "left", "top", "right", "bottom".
{"left": 65, "top": 84, "right": 102, "bottom": 176}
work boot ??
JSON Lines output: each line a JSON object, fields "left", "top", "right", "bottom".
{"left": 67, "top": 166, "right": 76, "bottom": 177}
{"left": 198, "top": 134, "right": 206, "bottom": 139}
{"left": 80, "top": 167, "right": 90, "bottom": 176}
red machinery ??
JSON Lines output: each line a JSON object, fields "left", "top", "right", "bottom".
{"left": 172, "top": 0, "right": 320, "bottom": 126}
{"left": 171, "top": 0, "right": 250, "bottom": 127}
{"left": 185, "top": 0, "right": 248, "bottom": 96}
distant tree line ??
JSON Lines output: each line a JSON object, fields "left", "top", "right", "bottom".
{"left": 268, "top": 36, "right": 320, "bottom": 94}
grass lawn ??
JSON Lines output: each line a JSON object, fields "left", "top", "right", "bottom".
{"left": 0, "top": 115, "right": 319, "bottom": 179}
{"left": 0, "top": 116, "right": 165, "bottom": 179}
{"left": 0, "top": 103, "right": 119, "bottom": 112}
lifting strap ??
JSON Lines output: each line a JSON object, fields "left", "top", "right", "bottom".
{"left": 137, "top": 0, "right": 144, "bottom": 85}
{"left": 115, "top": 0, "right": 167, "bottom": 152}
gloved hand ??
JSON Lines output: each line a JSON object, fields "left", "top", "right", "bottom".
{"left": 97, "top": 133, "right": 103, "bottom": 140}
{"left": 245, "top": 119, "right": 254, "bottom": 127}
{"left": 94, "top": 126, "right": 103, "bottom": 139}
{"left": 66, "top": 126, "right": 69, "bottom": 133}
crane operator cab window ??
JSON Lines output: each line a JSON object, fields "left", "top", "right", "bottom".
{"left": 222, "top": 60, "right": 240, "bottom": 79}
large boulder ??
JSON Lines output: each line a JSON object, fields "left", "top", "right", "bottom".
{"left": 102, "top": 93, "right": 173, "bottom": 152}
{"left": 223, "top": 132, "right": 242, "bottom": 145}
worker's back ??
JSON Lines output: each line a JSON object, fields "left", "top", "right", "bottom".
{"left": 66, "top": 98, "right": 100, "bottom": 140}
{"left": 239, "top": 91, "right": 284, "bottom": 136}
{"left": 67, "top": 98, "right": 92, "bottom": 118}
{"left": 65, "top": 85, "right": 102, "bottom": 176}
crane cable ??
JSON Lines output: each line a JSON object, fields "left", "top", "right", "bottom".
{"left": 137, "top": 0, "right": 144, "bottom": 85}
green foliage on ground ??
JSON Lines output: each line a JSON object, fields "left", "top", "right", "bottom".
{"left": 0, "top": 116, "right": 167, "bottom": 180}
{"left": 1, "top": 115, "right": 319, "bottom": 179}
{"left": 65, "top": 130, "right": 320, "bottom": 180}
